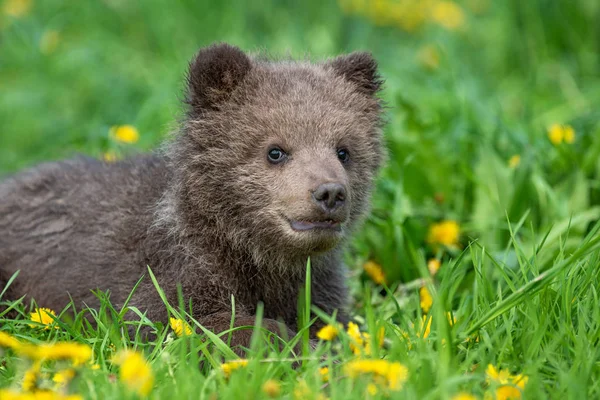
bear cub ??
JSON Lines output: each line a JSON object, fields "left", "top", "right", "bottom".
{"left": 0, "top": 43, "right": 384, "bottom": 351}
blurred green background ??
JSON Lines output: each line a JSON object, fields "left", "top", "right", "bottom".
{"left": 1, "top": 0, "right": 599, "bottom": 284}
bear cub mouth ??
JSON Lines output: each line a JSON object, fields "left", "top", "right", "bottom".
{"left": 289, "top": 219, "right": 342, "bottom": 232}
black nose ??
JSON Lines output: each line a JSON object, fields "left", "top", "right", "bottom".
{"left": 312, "top": 183, "right": 346, "bottom": 212}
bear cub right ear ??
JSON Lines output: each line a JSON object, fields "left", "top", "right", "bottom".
{"left": 185, "top": 43, "right": 252, "bottom": 113}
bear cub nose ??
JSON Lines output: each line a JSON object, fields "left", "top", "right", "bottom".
{"left": 312, "top": 183, "right": 347, "bottom": 212}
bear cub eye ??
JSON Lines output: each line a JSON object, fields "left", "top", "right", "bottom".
{"left": 267, "top": 147, "right": 287, "bottom": 164}
{"left": 337, "top": 148, "right": 350, "bottom": 163}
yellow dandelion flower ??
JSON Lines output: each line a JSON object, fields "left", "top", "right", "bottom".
{"left": 431, "top": 1, "right": 465, "bottom": 30}
{"left": 40, "top": 30, "right": 60, "bottom": 55}
{"left": 416, "top": 315, "right": 432, "bottom": 338}
{"left": 22, "top": 361, "right": 41, "bottom": 391}
{"left": 3, "top": 0, "right": 32, "bottom": 18}
{"left": 102, "top": 151, "right": 117, "bottom": 162}
{"left": 0, "top": 331, "right": 21, "bottom": 350}
{"left": 110, "top": 125, "right": 139, "bottom": 144}
{"left": 262, "top": 379, "right": 281, "bottom": 398}
{"left": 113, "top": 350, "right": 154, "bottom": 396}
{"left": 29, "top": 308, "right": 59, "bottom": 330}
{"left": 363, "top": 260, "right": 386, "bottom": 285}
{"left": 319, "top": 367, "right": 330, "bottom": 382}
{"left": 0, "top": 390, "right": 83, "bottom": 400}
{"left": 486, "top": 364, "right": 528, "bottom": 397}
{"left": 447, "top": 312, "right": 457, "bottom": 326}
{"left": 419, "top": 286, "right": 433, "bottom": 313}
{"left": 508, "top": 155, "right": 521, "bottom": 169}
{"left": 53, "top": 368, "right": 76, "bottom": 386}
{"left": 367, "top": 383, "right": 378, "bottom": 396}
{"left": 386, "top": 361, "right": 409, "bottom": 390}
{"left": 317, "top": 324, "right": 339, "bottom": 341}
{"left": 345, "top": 359, "right": 409, "bottom": 391}
{"left": 220, "top": 359, "right": 249, "bottom": 378}
{"left": 492, "top": 385, "right": 523, "bottom": 400}
{"left": 293, "top": 380, "right": 314, "bottom": 400}
{"left": 563, "top": 125, "right": 575, "bottom": 144}
{"left": 169, "top": 317, "right": 192, "bottom": 337}
{"left": 452, "top": 393, "right": 477, "bottom": 400}
{"left": 547, "top": 124, "right": 564, "bottom": 145}
{"left": 486, "top": 364, "right": 511, "bottom": 384}
{"left": 428, "top": 259, "right": 441, "bottom": 275}
{"left": 347, "top": 322, "right": 365, "bottom": 355}
{"left": 36, "top": 342, "right": 92, "bottom": 364}
{"left": 417, "top": 45, "right": 440, "bottom": 70}
{"left": 427, "top": 220, "right": 460, "bottom": 248}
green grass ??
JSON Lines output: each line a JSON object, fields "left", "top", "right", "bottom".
{"left": 1, "top": 0, "right": 600, "bottom": 398}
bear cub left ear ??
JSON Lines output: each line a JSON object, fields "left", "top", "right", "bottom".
{"left": 327, "top": 52, "right": 382, "bottom": 96}
{"left": 186, "top": 43, "right": 252, "bottom": 113}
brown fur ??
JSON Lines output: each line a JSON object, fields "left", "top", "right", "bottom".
{"left": 0, "top": 43, "right": 384, "bottom": 351}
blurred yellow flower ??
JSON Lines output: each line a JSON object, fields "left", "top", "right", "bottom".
{"left": 563, "top": 125, "right": 575, "bottom": 144}
{"left": 319, "top": 366, "right": 330, "bottom": 382}
{"left": 428, "top": 259, "right": 441, "bottom": 275}
{"left": 345, "top": 359, "right": 408, "bottom": 391}
{"left": 293, "top": 380, "right": 328, "bottom": 400}
{"left": 419, "top": 286, "right": 433, "bottom": 313}
{"left": 347, "top": 321, "right": 365, "bottom": 355}
{"left": 0, "top": 331, "right": 21, "bottom": 350}
{"left": 29, "top": 307, "right": 59, "bottom": 330}
{"left": 418, "top": 45, "right": 440, "bottom": 70}
{"left": 37, "top": 342, "right": 92, "bottom": 364}
{"left": 110, "top": 125, "right": 139, "bottom": 144}
{"left": 508, "top": 155, "right": 520, "bottom": 169}
{"left": 102, "top": 151, "right": 117, "bottom": 163}
{"left": 547, "top": 124, "right": 575, "bottom": 145}
{"left": 262, "top": 379, "right": 281, "bottom": 398}
{"left": 484, "top": 385, "right": 524, "bottom": 400}
{"left": 22, "top": 361, "right": 41, "bottom": 391}
{"left": 431, "top": 1, "right": 465, "bottom": 30}
{"left": 367, "top": 382, "right": 378, "bottom": 395}
{"left": 113, "top": 350, "right": 154, "bottom": 396}
{"left": 0, "top": 389, "right": 83, "bottom": 400}
{"left": 485, "top": 364, "right": 528, "bottom": 399}
{"left": 169, "top": 317, "right": 192, "bottom": 337}
{"left": 220, "top": 359, "right": 248, "bottom": 378}
{"left": 3, "top": 0, "right": 32, "bottom": 18}
{"left": 452, "top": 393, "right": 477, "bottom": 400}
{"left": 53, "top": 368, "right": 76, "bottom": 386}
{"left": 427, "top": 220, "right": 460, "bottom": 248}
{"left": 486, "top": 364, "right": 528, "bottom": 387}
{"left": 547, "top": 124, "right": 563, "bottom": 145}
{"left": 40, "top": 30, "right": 60, "bottom": 55}
{"left": 316, "top": 324, "right": 339, "bottom": 341}
{"left": 447, "top": 312, "right": 457, "bottom": 327}
{"left": 363, "top": 260, "right": 386, "bottom": 285}
{"left": 416, "top": 315, "right": 432, "bottom": 338}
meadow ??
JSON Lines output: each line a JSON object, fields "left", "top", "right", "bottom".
{"left": 1, "top": 0, "right": 600, "bottom": 399}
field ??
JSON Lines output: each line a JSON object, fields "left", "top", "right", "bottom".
{"left": 1, "top": 0, "right": 600, "bottom": 399}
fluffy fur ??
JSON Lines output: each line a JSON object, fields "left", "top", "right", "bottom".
{"left": 0, "top": 43, "right": 384, "bottom": 350}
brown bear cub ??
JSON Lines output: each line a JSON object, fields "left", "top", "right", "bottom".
{"left": 0, "top": 43, "right": 384, "bottom": 351}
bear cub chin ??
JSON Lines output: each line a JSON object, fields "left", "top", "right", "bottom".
{"left": 0, "top": 43, "right": 385, "bottom": 352}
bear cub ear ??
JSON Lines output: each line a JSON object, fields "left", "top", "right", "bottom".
{"left": 327, "top": 52, "right": 382, "bottom": 96}
{"left": 186, "top": 43, "right": 252, "bottom": 113}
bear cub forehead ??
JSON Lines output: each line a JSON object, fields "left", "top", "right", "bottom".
{"left": 184, "top": 43, "right": 383, "bottom": 157}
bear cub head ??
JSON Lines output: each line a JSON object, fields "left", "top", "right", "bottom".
{"left": 168, "top": 43, "right": 384, "bottom": 268}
